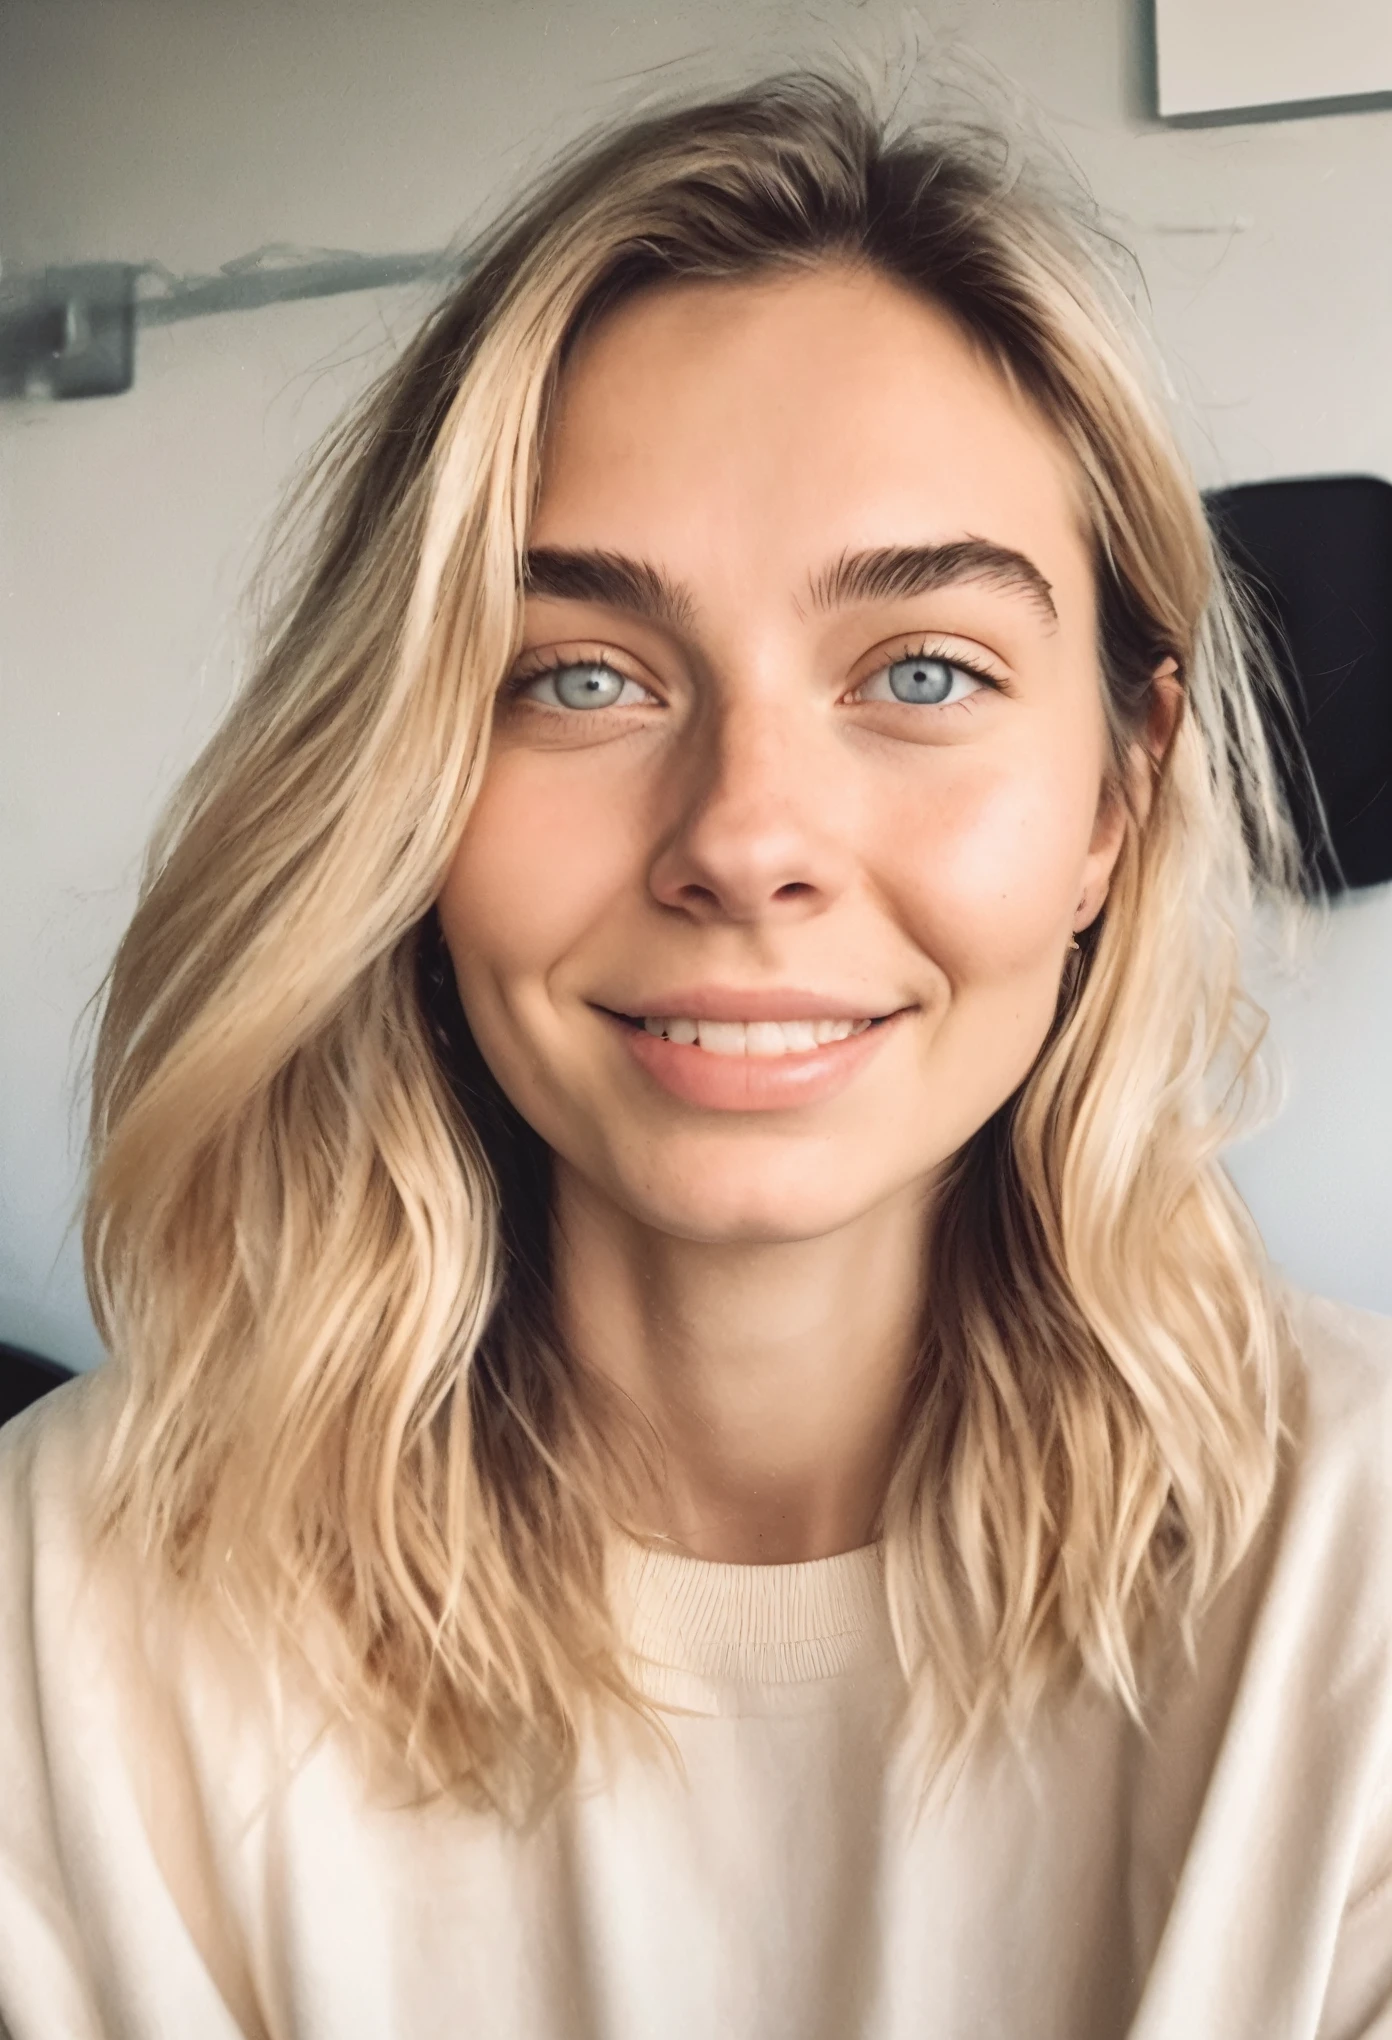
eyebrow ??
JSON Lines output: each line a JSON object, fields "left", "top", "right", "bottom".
{"left": 808, "top": 541, "right": 1058, "bottom": 624}
{"left": 522, "top": 548, "right": 697, "bottom": 632}
{"left": 521, "top": 536, "right": 1057, "bottom": 632}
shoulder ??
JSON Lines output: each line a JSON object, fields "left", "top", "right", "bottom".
{"left": 1269, "top": 1293, "right": 1392, "bottom": 2012}
{"left": 0, "top": 1368, "right": 232, "bottom": 1757}
{"left": 0, "top": 1369, "right": 277, "bottom": 1726}
{"left": 1261, "top": 1292, "right": 1392, "bottom": 1885}
{"left": 0, "top": 1368, "right": 121, "bottom": 1572}
{"left": 1279, "top": 1287, "right": 1392, "bottom": 1513}
{"left": 0, "top": 1374, "right": 153, "bottom": 2029}
{"left": 0, "top": 1368, "right": 147, "bottom": 1753}
{"left": 1175, "top": 1288, "right": 1392, "bottom": 1768}
{"left": 0, "top": 1366, "right": 336, "bottom": 1774}
{"left": 1266, "top": 1285, "right": 1392, "bottom": 1603}
{"left": 0, "top": 1379, "right": 287, "bottom": 2031}
{"left": 1284, "top": 1284, "right": 1392, "bottom": 1402}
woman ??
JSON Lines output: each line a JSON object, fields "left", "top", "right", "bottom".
{"left": 2, "top": 73, "right": 1390, "bottom": 2040}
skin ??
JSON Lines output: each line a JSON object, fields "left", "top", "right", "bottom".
{"left": 438, "top": 261, "right": 1175, "bottom": 1563}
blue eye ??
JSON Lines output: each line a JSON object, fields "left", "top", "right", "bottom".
{"left": 520, "top": 661, "right": 648, "bottom": 710}
{"left": 873, "top": 654, "right": 984, "bottom": 706}
{"left": 547, "top": 663, "right": 623, "bottom": 709}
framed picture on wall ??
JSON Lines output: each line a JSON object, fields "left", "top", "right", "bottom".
{"left": 1156, "top": 0, "right": 1392, "bottom": 118}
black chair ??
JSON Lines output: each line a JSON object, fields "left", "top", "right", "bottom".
{"left": 1206, "top": 475, "right": 1392, "bottom": 894}
{"left": 0, "top": 1342, "right": 75, "bottom": 1427}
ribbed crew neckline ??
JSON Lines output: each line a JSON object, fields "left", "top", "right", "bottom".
{"left": 609, "top": 1532, "right": 891, "bottom": 1686}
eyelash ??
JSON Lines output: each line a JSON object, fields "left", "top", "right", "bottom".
{"left": 501, "top": 650, "right": 653, "bottom": 700}
{"left": 853, "top": 644, "right": 1002, "bottom": 703}
{"left": 502, "top": 642, "right": 1005, "bottom": 707}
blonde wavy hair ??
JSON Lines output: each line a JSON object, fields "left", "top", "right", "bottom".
{"left": 86, "top": 73, "right": 1303, "bottom": 1813}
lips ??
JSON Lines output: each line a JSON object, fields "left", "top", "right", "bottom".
{"left": 601, "top": 1003, "right": 906, "bottom": 1112}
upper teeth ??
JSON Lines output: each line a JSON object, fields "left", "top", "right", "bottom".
{"left": 640, "top": 1017, "right": 872, "bottom": 1055}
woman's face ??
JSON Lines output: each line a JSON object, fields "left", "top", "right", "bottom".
{"left": 438, "top": 262, "right": 1129, "bottom": 1243}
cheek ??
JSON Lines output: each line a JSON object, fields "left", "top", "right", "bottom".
{"left": 436, "top": 755, "right": 636, "bottom": 1006}
{"left": 884, "top": 749, "right": 1098, "bottom": 976}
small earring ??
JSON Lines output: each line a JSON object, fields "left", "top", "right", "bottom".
{"left": 1069, "top": 936, "right": 1080, "bottom": 953}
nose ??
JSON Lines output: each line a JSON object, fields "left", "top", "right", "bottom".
{"left": 647, "top": 684, "right": 852, "bottom": 925}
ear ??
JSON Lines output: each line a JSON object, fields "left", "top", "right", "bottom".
{"left": 1125, "top": 657, "right": 1183, "bottom": 830}
{"left": 1075, "top": 659, "right": 1183, "bottom": 934}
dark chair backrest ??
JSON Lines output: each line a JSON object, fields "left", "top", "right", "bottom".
{"left": 0, "top": 1342, "right": 75, "bottom": 1428}
{"left": 1206, "top": 474, "right": 1392, "bottom": 893}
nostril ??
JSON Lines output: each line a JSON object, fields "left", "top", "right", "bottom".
{"left": 773, "top": 881, "right": 816, "bottom": 901}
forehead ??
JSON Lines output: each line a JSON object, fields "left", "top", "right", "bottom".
{"left": 534, "top": 262, "right": 1094, "bottom": 622}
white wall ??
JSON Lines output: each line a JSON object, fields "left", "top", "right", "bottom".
{"left": 2, "top": 0, "right": 1390, "bottom": 1370}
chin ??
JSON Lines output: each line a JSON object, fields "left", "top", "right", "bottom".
{"left": 627, "top": 1190, "right": 869, "bottom": 1249}
{"left": 599, "top": 1134, "right": 919, "bottom": 1246}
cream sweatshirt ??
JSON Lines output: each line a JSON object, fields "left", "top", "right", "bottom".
{"left": 2, "top": 1289, "right": 1392, "bottom": 2039}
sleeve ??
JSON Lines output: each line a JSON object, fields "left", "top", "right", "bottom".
{"left": 1319, "top": 1882, "right": 1392, "bottom": 2037}
{"left": 0, "top": 1387, "right": 267, "bottom": 2040}
{"left": 1307, "top": 1296, "right": 1392, "bottom": 2040}
{"left": 1318, "top": 1771, "right": 1392, "bottom": 2040}
{"left": 0, "top": 1401, "right": 108, "bottom": 2040}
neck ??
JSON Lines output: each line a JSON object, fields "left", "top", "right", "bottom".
{"left": 552, "top": 1162, "right": 930, "bottom": 1564}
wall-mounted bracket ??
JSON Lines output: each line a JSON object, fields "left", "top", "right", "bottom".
{"left": 0, "top": 246, "right": 453, "bottom": 401}
{"left": 0, "top": 263, "right": 139, "bottom": 399}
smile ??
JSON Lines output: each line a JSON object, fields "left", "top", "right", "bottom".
{"left": 633, "top": 1016, "right": 875, "bottom": 1056}
{"left": 601, "top": 1004, "right": 905, "bottom": 1113}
